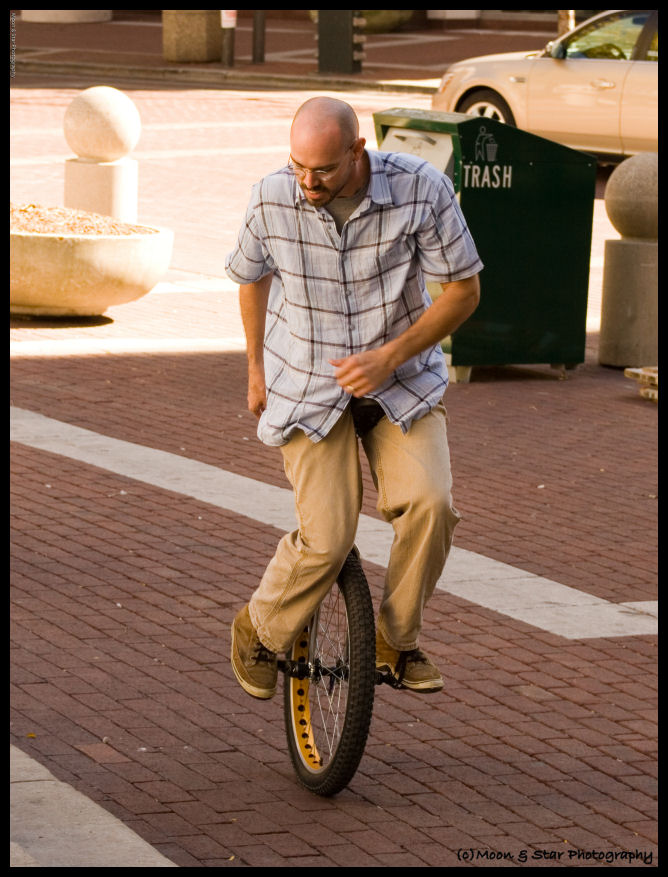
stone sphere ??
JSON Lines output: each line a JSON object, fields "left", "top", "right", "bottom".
{"left": 64, "top": 86, "right": 141, "bottom": 162}
{"left": 605, "top": 153, "right": 658, "bottom": 240}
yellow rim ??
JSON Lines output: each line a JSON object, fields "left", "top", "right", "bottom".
{"left": 289, "top": 626, "right": 323, "bottom": 771}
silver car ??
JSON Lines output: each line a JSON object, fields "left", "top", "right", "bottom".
{"left": 431, "top": 10, "right": 658, "bottom": 161}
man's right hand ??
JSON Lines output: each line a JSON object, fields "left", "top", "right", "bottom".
{"left": 247, "top": 368, "right": 267, "bottom": 418}
{"left": 238, "top": 274, "right": 273, "bottom": 420}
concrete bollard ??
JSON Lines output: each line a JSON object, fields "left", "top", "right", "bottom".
{"left": 598, "top": 153, "right": 658, "bottom": 368}
{"left": 63, "top": 86, "right": 141, "bottom": 223}
{"left": 162, "top": 10, "right": 222, "bottom": 62}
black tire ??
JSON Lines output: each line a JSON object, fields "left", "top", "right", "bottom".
{"left": 458, "top": 89, "right": 516, "bottom": 126}
{"left": 283, "top": 549, "right": 375, "bottom": 796}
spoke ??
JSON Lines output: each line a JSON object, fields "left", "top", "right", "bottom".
{"left": 308, "top": 588, "right": 350, "bottom": 762}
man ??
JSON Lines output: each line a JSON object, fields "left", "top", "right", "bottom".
{"left": 225, "top": 97, "right": 482, "bottom": 699}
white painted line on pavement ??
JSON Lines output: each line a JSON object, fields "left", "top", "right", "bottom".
{"left": 10, "top": 337, "right": 247, "bottom": 357}
{"left": 10, "top": 407, "right": 657, "bottom": 639}
{"left": 11, "top": 119, "right": 291, "bottom": 137}
{"left": 10, "top": 144, "right": 290, "bottom": 166}
{"left": 146, "top": 277, "right": 239, "bottom": 292}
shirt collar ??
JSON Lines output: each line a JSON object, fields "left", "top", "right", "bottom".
{"left": 291, "top": 150, "right": 394, "bottom": 209}
{"left": 366, "top": 150, "right": 394, "bottom": 206}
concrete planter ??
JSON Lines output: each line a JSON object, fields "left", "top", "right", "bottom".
{"left": 10, "top": 226, "right": 174, "bottom": 317}
{"left": 20, "top": 11, "right": 112, "bottom": 23}
{"left": 162, "top": 10, "right": 222, "bottom": 62}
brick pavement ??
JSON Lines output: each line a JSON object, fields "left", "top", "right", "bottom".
{"left": 9, "top": 432, "right": 659, "bottom": 865}
{"left": 10, "top": 15, "right": 657, "bottom": 868}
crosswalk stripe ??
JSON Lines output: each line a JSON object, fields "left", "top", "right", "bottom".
{"left": 11, "top": 406, "right": 657, "bottom": 639}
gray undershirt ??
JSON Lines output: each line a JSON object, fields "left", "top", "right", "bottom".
{"left": 324, "top": 188, "right": 367, "bottom": 233}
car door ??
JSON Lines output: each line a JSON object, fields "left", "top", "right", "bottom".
{"left": 526, "top": 11, "right": 651, "bottom": 155}
{"left": 620, "top": 15, "right": 658, "bottom": 154}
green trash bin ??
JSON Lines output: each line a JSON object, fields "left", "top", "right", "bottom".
{"left": 373, "top": 108, "right": 597, "bottom": 380}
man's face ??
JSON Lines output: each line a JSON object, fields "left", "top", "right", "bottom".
{"left": 289, "top": 138, "right": 363, "bottom": 206}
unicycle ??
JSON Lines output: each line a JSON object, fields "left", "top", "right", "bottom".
{"left": 279, "top": 547, "right": 376, "bottom": 797}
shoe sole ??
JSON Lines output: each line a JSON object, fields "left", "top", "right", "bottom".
{"left": 400, "top": 678, "right": 443, "bottom": 693}
{"left": 376, "top": 662, "right": 443, "bottom": 693}
{"left": 231, "top": 624, "right": 276, "bottom": 700}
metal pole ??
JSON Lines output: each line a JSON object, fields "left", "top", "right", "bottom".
{"left": 252, "top": 10, "right": 265, "bottom": 64}
{"left": 221, "top": 10, "right": 236, "bottom": 67}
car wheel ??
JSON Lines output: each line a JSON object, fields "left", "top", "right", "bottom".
{"left": 458, "top": 90, "right": 516, "bottom": 126}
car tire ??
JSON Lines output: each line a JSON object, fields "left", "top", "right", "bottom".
{"left": 458, "top": 89, "right": 516, "bottom": 126}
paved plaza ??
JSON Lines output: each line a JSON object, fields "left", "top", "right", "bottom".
{"left": 10, "top": 12, "right": 657, "bottom": 868}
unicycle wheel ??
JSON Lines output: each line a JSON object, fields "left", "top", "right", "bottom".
{"left": 283, "top": 549, "right": 375, "bottom": 796}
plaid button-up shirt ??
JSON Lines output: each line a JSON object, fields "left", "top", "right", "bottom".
{"left": 225, "top": 150, "right": 483, "bottom": 447}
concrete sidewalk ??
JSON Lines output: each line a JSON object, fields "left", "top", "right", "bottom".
{"left": 10, "top": 745, "right": 177, "bottom": 867}
{"left": 10, "top": 13, "right": 657, "bottom": 869}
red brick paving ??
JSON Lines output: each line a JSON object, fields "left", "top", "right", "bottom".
{"left": 11, "top": 13, "right": 657, "bottom": 868}
{"left": 10, "top": 436, "right": 658, "bottom": 866}
{"left": 10, "top": 337, "right": 658, "bottom": 603}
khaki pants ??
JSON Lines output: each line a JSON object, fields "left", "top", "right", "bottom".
{"left": 249, "top": 402, "right": 460, "bottom": 654}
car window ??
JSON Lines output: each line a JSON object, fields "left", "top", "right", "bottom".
{"left": 564, "top": 11, "right": 650, "bottom": 60}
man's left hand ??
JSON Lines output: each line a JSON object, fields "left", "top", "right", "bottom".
{"left": 329, "top": 349, "right": 394, "bottom": 397}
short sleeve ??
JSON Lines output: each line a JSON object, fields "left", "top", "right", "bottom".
{"left": 225, "top": 185, "right": 275, "bottom": 284}
{"left": 416, "top": 173, "right": 483, "bottom": 283}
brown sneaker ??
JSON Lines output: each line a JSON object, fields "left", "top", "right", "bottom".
{"left": 376, "top": 629, "right": 443, "bottom": 692}
{"left": 231, "top": 605, "right": 277, "bottom": 699}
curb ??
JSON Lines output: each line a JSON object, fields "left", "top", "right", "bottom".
{"left": 14, "top": 58, "right": 439, "bottom": 94}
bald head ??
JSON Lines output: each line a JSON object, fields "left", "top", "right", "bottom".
{"left": 291, "top": 97, "right": 359, "bottom": 150}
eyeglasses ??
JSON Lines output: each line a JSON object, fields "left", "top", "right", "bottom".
{"left": 288, "top": 143, "right": 355, "bottom": 182}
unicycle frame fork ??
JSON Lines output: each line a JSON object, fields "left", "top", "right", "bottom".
{"left": 278, "top": 606, "right": 336, "bottom": 682}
